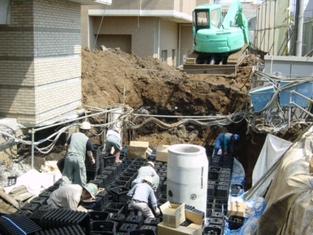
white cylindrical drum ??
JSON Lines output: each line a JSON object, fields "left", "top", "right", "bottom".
{"left": 167, "top": 144, "right": 208, "bottom": 216}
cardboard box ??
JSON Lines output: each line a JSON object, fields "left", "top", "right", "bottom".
{"left": 157, "top": 222, "right": 202, "bottom": 235}
{"left": 160, "top": 201, "right": 185, "bottom": 228}
{"left": 127, "top": 141, "right": 149, "bottom": 159}
{"left": 156, "top": 145, "right": 169, "bottom": 162}
{"left": 227, "top": 201, "right": 246, "bottom": 217}
{"left": 158, "top": 202, "right": 205, "bottom": 235}
{"left": 185, "top": 209, "right": 204, "bottom": 225}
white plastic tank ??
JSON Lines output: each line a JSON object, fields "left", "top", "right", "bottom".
{"left": 167, "top": 144, "right": 208, "bottom": 216}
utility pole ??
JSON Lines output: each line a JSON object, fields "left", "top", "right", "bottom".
{"left": 295, "top": 0, "right": 304, "bottom": 56}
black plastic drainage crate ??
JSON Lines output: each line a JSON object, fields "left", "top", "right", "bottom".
{"left": 96, "top": 189, "right": 110, "bottom": 205}
{"left": 110, "top": 186, "right": 130, "bottom": 203}
{"left": 209, "top": 166, "right": 221, "bottom": 180}
{"left": 230, "top": 184, "right": 244, "bottom": 197}
{"left": 110, "top": 213, "right": 126, "bottom": 230}
{"left": 30, "top": 196, "right": 48, "bottom": 206}
{"left": 118, "top": 223, "right": 139, "bottom": 233}
{"left": 36, "top": 225, "right": 85, "bottom": 235}
{"left": 98, "top": 154, "right": 116, "bottom": 173}
{"left": 21, "top": 202, "right": 41, "bottom": 213}
{"left": 124, "top": 214, "right": 144, "bottom": 228}
{"left": 103, "top": 202, "right": 125, "bottom": 214}
{"left": 40, "top": 208, "right": 90, "bottom": 232}
{"left": 91, "top": 220, "right": 117, "bottom": 234}
{"left": 228, "top": 215, "right": 244, "bottom": 230}
{"left": 89, "top": 211, "right": 110, "bottom": 221}
{"left": 203, "top": 224, "right": 224, "bottom": 235}
{"left": 96, "top": 174, "right": 110, "bottom": 187}
{"left": 0, "top": 214, "right": 41, "bottom": 235}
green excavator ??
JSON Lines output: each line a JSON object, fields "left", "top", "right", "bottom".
{"left": 184, "top": 1, "right": 251, "bottom": 74}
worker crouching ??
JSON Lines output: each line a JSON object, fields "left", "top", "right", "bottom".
{"left": 47, "top": 183, "right": 98, "bottom": 210}
{"left": 127, "top": 176, "right": 160, "bottom": 219}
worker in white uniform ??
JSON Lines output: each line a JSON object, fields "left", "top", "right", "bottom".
{"left": 105, "top": 126, "right": 122, "bottom": 163}
{"left": 131, "top": 161, "right": 160, "bottom": 192}
{"left": 127, "top": 176, "right": 160, "bottom": 219}
{"left": 61, "top": 121, "right": 95, "bottom": 187}
{"left": 47, "top": 183, "right": 98, "bottom": 210}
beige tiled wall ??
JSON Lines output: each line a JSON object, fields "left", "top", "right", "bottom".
{"left": 0, "top": 0, "right": 82, "bottom": 126}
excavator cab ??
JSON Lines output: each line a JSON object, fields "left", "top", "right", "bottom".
{"left": 193, "top": 5, "right": 222, "bottom": 31}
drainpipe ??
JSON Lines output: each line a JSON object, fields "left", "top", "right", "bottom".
{"left": 295, "top": 0, "right": 304, "bottom": 56}
{"left": 158, "top": 18, "right": 160, "bottom": 59}
{"left": 178, "top": 23, "right": 181, "bottom": 66}
{"left": 31, "top": 128, "right": 35, "bottom": 169}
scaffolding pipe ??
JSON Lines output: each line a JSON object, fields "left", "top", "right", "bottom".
{"left": 296, "top": 0, "right": 304, "bottom": 56}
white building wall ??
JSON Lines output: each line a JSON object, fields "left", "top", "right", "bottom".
{"left": 91, "top": 16, "right": 159, "bottom": 57}
{"left": 255, "top": 0, "right": 290, "bottom": 55}
{"left": 160, "top": 21, "right": 178, "bottom": 66}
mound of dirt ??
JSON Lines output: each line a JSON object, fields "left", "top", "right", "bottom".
{"left": 81, "top": 47, "right": 309, "bottom": 188}
{"left": 81, "top": 48, "right": 256, "bottom": 146}
{"left": 82, "top": 47, "right": 252, "bottom": 115}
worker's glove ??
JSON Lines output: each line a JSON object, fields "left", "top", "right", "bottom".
{"left": 154, "top": 207, "right": 160, "bottom": 216}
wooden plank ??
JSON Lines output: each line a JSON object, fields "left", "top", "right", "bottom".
{"left": 13, "top": 192, "right": 35, "bottom": 202}
{"left": 9, "top": 185, "right": 28, "bottom": 195}
{"left": 183, "top": 64, "right": 236, "bottom": 75}
{"left": 0, "top": 189, "right": 19, "bottom": 209}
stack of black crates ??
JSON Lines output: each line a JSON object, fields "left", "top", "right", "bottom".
{"left": 0, "top": 146, "right": 243, "bottom": 235}
{"left": 204, "top": 154, "right": 234, "bottom": 235}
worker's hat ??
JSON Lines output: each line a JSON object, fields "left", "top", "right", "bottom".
{"left": 234, "top": 134, "right": 240, "bottom": 141}
{"left": 146, "top": 161, "right": 155, "bottom": 168}
{"left": 143, "top": 176, "right": 153, "bottom": 185}
{"left": 84, "top": 183, "right": 98, "bottom": 199}
{"left": 80, "top": 121, "right": 91, "bottom": 130}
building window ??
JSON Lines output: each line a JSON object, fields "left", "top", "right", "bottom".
{"left": 161, "top": 50, "right": 167, "bottom": 63}
{"left": 172, "top": 49, "right": 175, "bottom": 67}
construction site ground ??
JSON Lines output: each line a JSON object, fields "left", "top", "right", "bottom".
{"left": 0, "top": 47, "right": 309, "bottom": 215}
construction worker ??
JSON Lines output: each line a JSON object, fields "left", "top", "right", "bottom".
{"left": 213, "top": 132, "right": 240, "bottom": 156}
{"left": 47, "top": 183, "right": 98, "bottom": 210}
{"left": 131, "top": 161, "right": 160, "bottom": 192}
{"left": 127, "top": 176, "right": 160, "bottom": 219}
{"left": 61, "top": 121, "right": 95, "bottom": 187}
{"left": 105, "top": 125, "right": 122, "bottom": 163}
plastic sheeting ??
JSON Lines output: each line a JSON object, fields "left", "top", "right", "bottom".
{"left": 251, "top": 134, "right": 292, "bottom": 197}
{"left": 231, "top": 157, "right": 246, "bottom": 185}
{"left": 3, "top": 167, "right": 61, "bottom": 196}
{"left": 256, "top": 126, "right": 313, "bottom": 235}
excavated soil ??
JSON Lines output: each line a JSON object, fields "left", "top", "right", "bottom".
{"left": 81, "top": 47, "right": 307, "bottom": 184}
{"left": 82, "top": 47, "right": 253, "bottom": 146}
{"left": 0, "top": 47, "right": 308, "bottom": 214}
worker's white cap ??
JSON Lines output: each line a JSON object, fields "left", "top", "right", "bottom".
{"left": 80, "top": 121, "right": 91, "bottom": 130}
{"left": 147, "top": 161, "right": 155, "bottom": 168}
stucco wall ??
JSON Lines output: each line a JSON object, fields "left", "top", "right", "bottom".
{"left": 92, "top": 16, "right": 158, "bottom": 57}
{"left": 160, "top": 20, "right": 178, "bottom": 66}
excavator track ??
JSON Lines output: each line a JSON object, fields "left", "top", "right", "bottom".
{"left": 183, "top": 44, "right": 249, "bottom": 75}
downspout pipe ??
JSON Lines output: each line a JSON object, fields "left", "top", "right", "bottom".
{"left": 296, "top": 0, "right": 304, "bottom": 56}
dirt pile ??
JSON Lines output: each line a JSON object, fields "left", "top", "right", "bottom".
{"left": 82, "top": 47, "right": 252, "bottom": 116}
{"left": 81, "top": 47, "right": 308, "bottom": 186}
{"left": 81, "top": 48, "right": 256, "bottom": 146}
